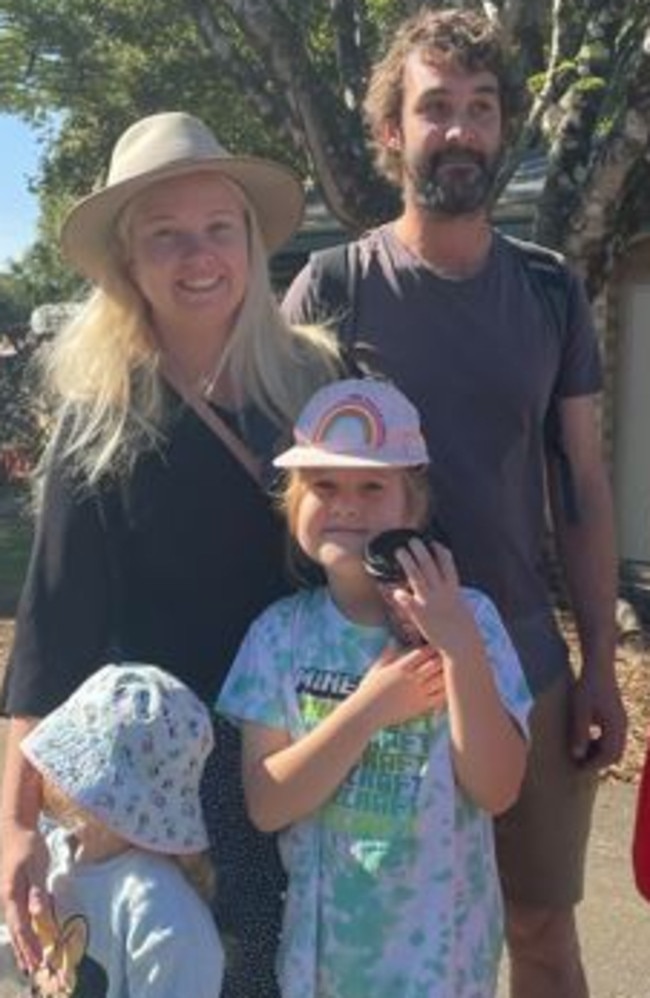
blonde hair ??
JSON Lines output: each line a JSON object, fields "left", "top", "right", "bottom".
{"left": 42, "top": 779, "right": 216, "bottom": 904}
{"left": 46, "top": 175, "right": 341, "bottom": 484}
{"left": 277, "top": 465, "right": 432, "bottom": 584}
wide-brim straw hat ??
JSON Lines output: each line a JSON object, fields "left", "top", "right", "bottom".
{"left": 60, "top": 111, "right": 305, "bottom": 283}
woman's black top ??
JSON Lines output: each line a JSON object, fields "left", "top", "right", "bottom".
{"left": 1, "top": 392, "right": 290, "bottom": 715}
{"left": 1, "top": 386, "right": 295, "bottom": 998}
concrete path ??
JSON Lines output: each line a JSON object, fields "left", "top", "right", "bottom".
{"left": 498, "top": 780, "right": 649, "bottom": 997}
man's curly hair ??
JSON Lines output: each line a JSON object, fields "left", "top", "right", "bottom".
{"left": 364, "top": 7, "right": 528, "bottom": 186}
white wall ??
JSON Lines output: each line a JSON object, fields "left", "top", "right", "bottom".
{"left": 613, "top": 283, "right": 650, "bottom": 563}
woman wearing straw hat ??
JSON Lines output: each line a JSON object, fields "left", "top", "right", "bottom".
{"left": 0, "top": 110, "right": 341, "bottom": 998}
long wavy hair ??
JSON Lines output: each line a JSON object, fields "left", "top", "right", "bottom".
{"left": 45, "top": 176, "right": 341, "bottom": 483}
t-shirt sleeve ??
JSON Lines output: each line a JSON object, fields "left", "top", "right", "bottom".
{"left": 555, "top": 269, "right": 602, "bottom": 399}
{"left": 217, "top": 599, "right": 295, "bottom": 733}
{"left": 465, "top": 588, "right": 532, "bottom": 737}
{"left": 281, "top": 259, "right": 323, "bottom": 325}
{"left": 0, "top": 456, "right": 113, "bottom": 718}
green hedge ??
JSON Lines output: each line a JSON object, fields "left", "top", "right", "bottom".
{"left": 0, "top": 487, "right": 32, "bottom": 614}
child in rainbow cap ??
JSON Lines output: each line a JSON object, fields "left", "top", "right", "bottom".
{"left": 18, "top": 663, "right": 223, "bottom": 998}
{"left": 218, "top": 377, "right": 532, "bottom": 998}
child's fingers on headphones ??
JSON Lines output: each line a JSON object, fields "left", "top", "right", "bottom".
{"left": 430, "top": 542, "right": 457, "bottom": 582}
{"left": 393, "top": 547, "right": 426, "bottom": 594}
{"left": 397, "top": 538, "right": 444, "bottom": 588}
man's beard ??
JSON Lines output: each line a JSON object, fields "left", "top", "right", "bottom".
{"left": 409, "top": 148, "right": 500, "bottom": 216}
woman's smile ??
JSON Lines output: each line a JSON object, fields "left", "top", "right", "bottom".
{"left": 127, "top": 172, "right": 249, "bottom": 342}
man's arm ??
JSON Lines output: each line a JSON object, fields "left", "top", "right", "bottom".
{"left": 548, "top": 394, "right": 627, "bottom": 767}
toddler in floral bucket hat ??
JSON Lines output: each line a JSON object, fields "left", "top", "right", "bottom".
{"left": 22, "top": 663, "right": 213, "bottom": 854}
{"left": 19, "top": 664, "right": 224, "bottom": 998}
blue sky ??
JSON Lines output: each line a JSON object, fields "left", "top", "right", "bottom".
{"left": 1, "top": 113, "right": 41, "bottom": 268}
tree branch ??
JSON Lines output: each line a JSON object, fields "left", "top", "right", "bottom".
{"left": 328, "top": 0, "right": 368, "bottom": 111}
{"left": 533, "top": 1, "right": 629, "bottom": 249}
{"left": 564, "top": 31, "right": 650, "bottom": 293}
{"left": 186, "top": 0, "right": 297, "bottom": 148}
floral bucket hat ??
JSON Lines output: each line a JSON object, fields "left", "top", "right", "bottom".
{"left": 21, "top": 663, "right": 214, "bottom": 854}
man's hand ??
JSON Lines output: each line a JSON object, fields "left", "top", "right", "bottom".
{"left": 569, "top": 667, "right": 628, "bottom": 769}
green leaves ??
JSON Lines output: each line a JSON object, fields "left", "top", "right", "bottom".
{"left": 0, "top": 0, "right": 648, "bottom": 299}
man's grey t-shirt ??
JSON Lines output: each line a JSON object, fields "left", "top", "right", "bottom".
{"left": 282, "top": 226, "right": 602, "bottom": 692}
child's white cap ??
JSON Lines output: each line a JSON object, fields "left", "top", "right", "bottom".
{"left": 21, "top": 663, "right": 213, "bottom": 855}
{"left": 274, "top": 378, "right": 430, "bottom": 469}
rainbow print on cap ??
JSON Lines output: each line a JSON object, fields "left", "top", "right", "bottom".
{"left": 274, "top": 378, "right": 429, "bottom": 469}
{"left": 310, "top": 395, "right": 386, "bottom": 451}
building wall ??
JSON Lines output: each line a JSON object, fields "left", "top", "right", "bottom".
{"left": 610, "top": 236, "right": 650, "bottom": 566}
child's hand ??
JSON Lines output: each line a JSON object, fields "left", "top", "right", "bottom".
{"left": 390, "top": 539, "right": 475, "bottom": 653}
{"left": 357, "top": 644, "right": 446, "bottom": 728}
{"left": 29, "top": 888, "right": 89, "bottom": 997}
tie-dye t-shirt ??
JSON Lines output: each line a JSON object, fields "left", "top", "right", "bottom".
{"left": 218, "top": 586, "right": 531, "bottom": 998}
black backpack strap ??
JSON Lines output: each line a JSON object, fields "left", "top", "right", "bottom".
{"left": 507, "top": 236, "right": 580, "bottom": 524}
{"left": 506, "top": 236, "right": 571, "bottom": 334}
{"left": 308, "top": 241, "right": 388, "bottom": 379}
{"left": 308, "top": 242, "right": 359, "bottom": 344}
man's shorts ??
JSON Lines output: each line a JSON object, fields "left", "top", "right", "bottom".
{"left": 494, "top": 673, "right": 599, "bottom": 908}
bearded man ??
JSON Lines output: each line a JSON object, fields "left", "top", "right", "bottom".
{"left": 282, "top": 9, "right": 626, "bottom": 998}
